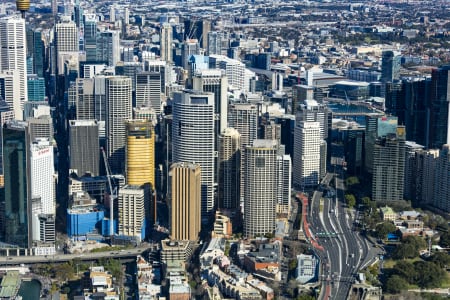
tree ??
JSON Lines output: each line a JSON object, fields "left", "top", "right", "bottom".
{"left": 345, "top": 176, "right": 359, "bottom": 186}
{"left": 361, "top": 197, "right": 371, "bottom": 206}
{"left": 392, "top": 260, "right": 416, "bottom": 284}
{"left": 393, "top": 243, "right": 417, "bottom": 260}
{"left": 414, "top": 261, "right": 447, "bottom": 289}
{"left": 345, "top": 194, "right": 356, "bottom": 208}
{"left": 54, "top": 263, "right": 74, "bottom": 283}
{"left": 429, "top": 252, "right": 450, "bottom": 268}
{"left": 439, "top": 232, "right": 450, "bottom": 248}
{"left": 385, "top": 275, "right": 408, "bottom": 294}
{"left": 375, "top": 222, "right": 396, "bottom": 240}
{"left": 297, "top": 294, "right": 315, "bottom": 300}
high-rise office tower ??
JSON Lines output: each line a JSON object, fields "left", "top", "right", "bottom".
{"left": 403, "top": 141, "right": 424, "bottom": 202}
{"left": 118, "top": 185, "right": 149, "bottom": 242}
{"left": 276, "top": 152, "right": 292, "bottom": 215}
{"left": 433, "top": 145, "right": 450, "bottom": 212}
{"left": 293, "top": 121, "right": 321, "bottom": 188}
{"left": 429, "top": 66, "right": 450, "bottom": 149}
{"left": 26, "top": 28, "right": 44, "bottom": 77}
{"left": 170, "top": 162, "right": 201, "bottom": 241}
{"left": 126, "top": 120, "right": 155, "bottom": 188}
{"left": 0, "top": 70, "right": 22, "bottom": 119}
{"left": 106, "top": 76, "right": 132, "bottom": 173}
{"left": 160, "top": 23, "right": 173, "bottom": 63}
{"left": 0, "top": 101, "right": 14, "bottom": 179}
{"left": 97, "top": 30, "right": 120, "bottom": 67}
{"left": 193, "top": 69, "right": 228, "bottom": 135}
{"left": 184, "top": 19, "right": 210, "bottom": 49}
{"left": 69, "top": 120, "right": 99, "bottom": 177}
{"left": 218, "top": 128, "right": 241, "bottom": 209}
{"left": 207, "top": 31, "right": 222, "bottom": 56}
{"left": 144, "top": 60, "right": 168, "bottom": 94}
{"left": 381, "top": 50, "right": 401, "bottom": 83}
{"left": 228, "top": 103, "right": 258, "bottom": 201}
{"left": 209, "top": 55, "right": 246, "bottom": 91}
{"left": 0, "top": 15, "right": 28, "bottom": 116}
{"left": 385, "top": 77, "right": 430, "bottom": 147}
{"left": 182, "top": 39, "right": 200, "bottom": 70}
{"left": 372, "top": 126, "right": 406, "bottom": 202}
{"left": 243, "top": 140, "right": 278, "bottom": 238}
{"left": 135, "top": 72, "right": 161, "bottom": 113}
{"left": 2, "top": 121, "right": 31, "bottom": 249}
{"left": 172, "top": 90, "right": 215, "bottom": 219}
{"left": 69, "top": 78, "right": 95, "bottom": 120}
{"left": 27, "top": 75, "right": 45, "bottom": 102}
{"left": 414, "top": 149, "right": 439, "bottom": 206}
{"left": 30, "top": 138, "right": 55, "bottom": 215}
{"left": 55, "top": 16, "right": 78, "bottom": 53}
{"left": 83, "top": 13, "right": 97, "bottom": 62}
{"left": 27, "top": 115, "right": 53, "bottom": 142}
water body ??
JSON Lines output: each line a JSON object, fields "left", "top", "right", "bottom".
{"left": 18, "top": 279, "right": 41, "bottom": 300}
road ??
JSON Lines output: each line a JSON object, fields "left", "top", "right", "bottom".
{"left": 309, "top": 168, "right": 376, "bottom": 300}
{"left": 0, "top": 244, "right": 158, "bottom": 265}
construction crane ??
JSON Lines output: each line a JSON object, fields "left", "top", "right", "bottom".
{"left": 101, "top": 147, "right": 117, "bottom": 240}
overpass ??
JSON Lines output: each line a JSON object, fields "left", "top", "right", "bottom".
{"left": 0, "top": 244, "right": 158, "bottom": 265}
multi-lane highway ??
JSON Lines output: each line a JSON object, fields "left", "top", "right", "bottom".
{"left": 308, "top": 169, "right": 375, "bottom": 300}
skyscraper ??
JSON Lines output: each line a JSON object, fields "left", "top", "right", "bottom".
{"left": 433, "top": 145, "right": 450, "bottom": 212}
{"left": 193, "top": 69, "right": 228, "bottom": 135}
{"left": 172, "top": 90, "right": 215, "bottom": 219}
{"left": 2, "top": 121, "right": 31, "bottom": 249}
{"left": 0, "top": 15, "right": 28, "bottom": 116}
{"left": 69, "top": 120, "right": 99, "bottom": 177}
{"left": 276, "top": 152, "right": 292, "bottom": 215}
{"left": 218, "top": 128, "right": 241, "bottom": 209}
{"left": 83, "top": 14, "right": 98, "bottom": 62}
{"left": 228, "top": 103, "right": 258, "bottom": 202}
{"left": 135, "top": 72, "right": 161, "bottom": 113}
{"left": 429, "top": 66, "right": 450, "bottom": 149}
{"left": 160, "top": 23, "right": 173, "bottom": 63}
{"left": 243, "top": 139, "right": 278, "bottom": 238}
{"left": 0, "top": 70, "right": 22, "bottom": 119}
{"left": 182, "top": 39, "right": 200, "bottom": 70}
{"left": 372, "top": 126, "right": 406, "bottom": 202}
{"left": 170, "top": 162, "right": 201, "bottom": 241}
{"left": 293, "top": 121, "right": 321, "bottom": 188}
{"left": 55, "top": 16, "right": 78, "bottom": 53}
{"left": 97, "top": 30, "right": 120, "bottom": 66}
{"left": 381, "top": 50, "right": 401, "bottom": 83}
{"left": 125, "top": 119, "right": 155, "bottom": 188}
{"left": 118, "top": 185, "right": 149, "bottom": 242}
{"left": 106, "top": 76, "right": 132, "bottom": 173}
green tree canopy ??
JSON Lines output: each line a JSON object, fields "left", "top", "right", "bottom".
{"left": 345, "top": 176, "right": 360, "bottom": 186}
{"left": 375, "top": 221, "right": 396, "bottom": 240}
{"left": 392, "top": 260, "right": 416, "bottom": 284}
{"left": 439, "top": 232, "right": 450, "bottom": 248}
{"left": 414, "top": 261, "right": 447, "bottom": 289}
{"left": 429, "top": 252, "right": 450, "bottom": 268}
{"left": 345, "top": 194, "right": 356, "bottom": 208}
{"left": 385, "top": 275, "right": 408, "bottom": 294}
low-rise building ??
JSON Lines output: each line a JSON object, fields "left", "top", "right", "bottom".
{"left": 380, "top": 206, "right": 397, "bottom": 221}
{"left": 296, "top": 254, "right": 319, "bottom": 284}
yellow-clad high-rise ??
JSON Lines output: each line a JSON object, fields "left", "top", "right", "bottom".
{"left": 125, "top": 120, "right": 155, "bottom": 188}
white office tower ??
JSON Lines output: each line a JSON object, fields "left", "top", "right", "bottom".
{"left": 218, "top": 128, "right": 241, "bottom": 209}
{"left": 0, "top": 70, "right": 22, "bottom": 120}
{"left": 0, "top": 15, "right": 28, "bottom": 117}
{"left": 160, "top": 23, "right": 173, "bottom": 63}
{"left": 55, "top": 16, "right": 78, "bottom": 52}
{"left": 193, "top": 69, "right": 228, "bottom": 135}
{"left": 30, "top": 139, "right": 55, "bottom": 214}
{"left": 118, "top": 185, "right": 149, "bottom": 242}
{"left": 433, "top": 145, "right": 450, "bottom": 212}
{"left": 276, "top": 153, "right": 292, "bottom": 214}
{"left": 30, "top": 138, "right": 56, "bottom": 255}
{"left": 296, "top": 100, "right": 328, "bottom": 178}
{"left": 124, "top": 7, "right": 130, "bottom": 25}
{"left": 209, "top": 55, "right": 246, "bottom": 91}
{"left": 293, "top": 121, "right": 321, "bottom": 188}
{"left": 243, "top": 140, "right": 278, "bottom": 238}
{"left": 106, "top": 76, "right": 132, "bottom": 173}
{"left": 172, "top": 90, "right": 215, "bottom": 220}
{"left": 136, "top": 72, "right": 161, "bottom": 114}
